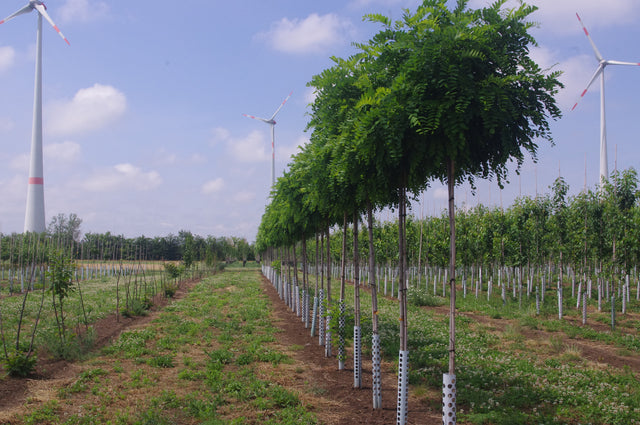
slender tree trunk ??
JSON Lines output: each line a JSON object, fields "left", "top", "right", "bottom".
{"left": 353, "top": 212, "right": 362, "bottom": 388}
{"left": 353, "top": 213, "right": 361, "bottom": 329}
{"left": 396, "top": 185, "right": 409, "bottom": 424}
{"left": 339, "top": 214, "right": 348, "bottom": 370}
{"left": 367, "top": 201, "right": 382, "bottom": 409}
{"left": 398, "top": 186, "right": 408, "bottom": 351}
{"left": 447, "top": 158, "right": 456, "bottom": 375}
{"left": 340, "top": 214, "right": 348, "bottom": 302}
{"left": 302, "top": 235, "right": 309, "bottom": 328}
{"left": 325, "top": 225, "right": 332, "bottom": 357}
{"left": 326, "top": 225, "right": 332, "bottom": 306}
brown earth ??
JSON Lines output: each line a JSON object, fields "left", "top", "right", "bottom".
{"left": 430, "top": 302, "right": 640, "bottom": 374}
{"left": 1, "top": 269, "right": 638, "bottom": 424}
{"left": 260, "top": 273, "right": 443, "bottom": 424}
{"left": 0, "top": 278, "right": 199, "bottom": 423}
{"left": 0, "top": 272, "right": 444, "bottom": 424}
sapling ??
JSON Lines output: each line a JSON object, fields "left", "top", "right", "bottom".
{"left": 47, "top": 248, "right": 75, "bottom": 345}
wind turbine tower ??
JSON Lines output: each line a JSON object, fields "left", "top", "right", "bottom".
{"left": 243, "top": 91, "right": 292, "bottom": 188}
{"left": 572, "top": 13, "right": 640, "bottom": 186}
{"left": 0, "top": 1, "right": 69, "bottom": 233}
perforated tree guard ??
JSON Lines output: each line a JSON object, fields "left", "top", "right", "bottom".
{"left": 396, "top": 350, "right": 409, "bottom": 425}
{"left": 558, "top": 287, "right": 563, "bottom": 319}
{"left": 442, "top": 373, "right": 457, "bottom": 425}
{"left": 302, "top": 290, "right": 308, "bottom": 327}
{"left": 353, "top": 326, "right": 361, "bottom": 388}
{"left": 318, "top": 290, "right": 325, "bottom": 346}
{"left": 338, "top": 302, "right": 346, "bottom": 370}
{"left": 311, "top": 296, "right": 318, "bottom": 337}
{"left": 372, "top": 333, "right": 382, "bottom": 409}
{"left": 325, "top": 317, "right": 332, "bottom": 357}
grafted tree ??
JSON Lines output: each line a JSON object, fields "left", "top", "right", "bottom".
{"left": 361, "top": 1, "right": 562, "bottom": 422}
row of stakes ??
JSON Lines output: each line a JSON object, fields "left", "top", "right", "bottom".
{"left": 261, "top": 264, "right": 456, "bottom": 425}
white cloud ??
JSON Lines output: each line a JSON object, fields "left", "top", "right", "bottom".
{"left": 526, "top": 46, "right": 595, "bottom": 111}
{"left": 304, "top": 87, "right": 317, "bottom": 105}
{"left": 433, "top": 187, "right": 448, "bottom": 200}
{"left": 202, "top": 178, "right": 224, "bottom": 194}
{"left": 45, "top": 141, "right": 81, "bottom": 163}
{"left": 47, "top": 84, "right": 126, "bottom": 136}
{"left": 225, "top": 130, "right": 270, "bottom": 162}
{"left": 10, "top": 153, "right": 28, "bottom": 172}
{"left": 278, "top": 136, "right": 309, "bottom": 161}
{"left": 210, "top": 127, "right": 231, "bottom": 145}
{"left": 350, "top": 0, "right": 419, "bottom": 9}
{"left": 82, "top": 163, "right": 161, "bottom": 192}
{"left": 154, "top": 149, "right": 206, "bottom": 166}
{"left": 257, "top": 13, "right": 355, "bottom": 54}
{"left": 232, "top": 191, "right": 255, "bottom": 203}
{"left": 468, "top": 0, "right": 640, "bottom": 34}
{"left": 0, "top": 46, "right": 15, "bottom": 72}
{"left": 58, "top": 0, "right": 109, "bottom": 24}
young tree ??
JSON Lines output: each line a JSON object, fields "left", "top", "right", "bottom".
{"left": 48, "top": 213, "right": 82, "bottom": 247}
{"left": 364, "top": 1, "right": 562, "bottom": 421}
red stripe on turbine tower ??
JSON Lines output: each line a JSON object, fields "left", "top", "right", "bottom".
{"left": 29, "top": 177, "right": 44, "bottom": 185}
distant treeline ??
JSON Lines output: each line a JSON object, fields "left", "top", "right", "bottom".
{"left": 0, "top": 230, "right": 255, "bottom": 264}
{"left": 302, "top": 169, "right": 640, "bottom": 276}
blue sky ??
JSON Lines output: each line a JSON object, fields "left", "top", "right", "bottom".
{"left": 0, "top": 0, "right": 639, "bottom": 240}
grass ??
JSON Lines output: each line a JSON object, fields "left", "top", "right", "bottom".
{"left": 12, "top": 268, "right": 318, "bottom": 425}
{"left": 319, "top": 268, "right": 640, "bottom": 425}
{"left": 0, "top": 265, "right": 171, "bottom": 365}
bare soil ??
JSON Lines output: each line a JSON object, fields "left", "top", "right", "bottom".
{"left": 1, "top": 270, "right": 638, "bottom": 424}
{"left": 260, "top": 273, "right": 443, "bottom": 424}
{"left": 0, "top": 278, "right": 199, "bottom": 423}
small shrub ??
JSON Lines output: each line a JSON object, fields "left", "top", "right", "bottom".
{"left": 208, "top": 348, "right": 234, "bottom": 365}
{"left": 549, "top": 334, "right": 565, "bottom": 354}
{"left": 407, "top": 286, "right": 445, "bottom": 307}
{"left": 148, "top": 354, "right": 175, "bottom": 368}
{"left": 122, "top": 298, "right": 152, "bottom": 318}
{"left": 164, "top": 283, "right": 178, "bottom": 298}
{"left": 4, "top": 351, "right": 37, "bottom": 377}
{"left": 41, "top": 328, "right": 96, "bottom": 361}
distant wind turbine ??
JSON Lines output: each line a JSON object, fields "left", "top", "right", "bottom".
{"left": 572, "top": 13, "right": 640, "bottom": 185}
{"left": 1, "top": 1, "right": 69, "bottom": 233}
{"left": 243, "top": 91, "right": 292, "bottom": 188}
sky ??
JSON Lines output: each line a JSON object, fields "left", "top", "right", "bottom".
{"left": 0, "top": 0, "right": 640, "bottom": 241}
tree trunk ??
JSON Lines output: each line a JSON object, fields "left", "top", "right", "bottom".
{"left": 353, "top": 212, "right": 362, "bottom": 388}
{"left": 367, "top": 201, "right": 382, "bottom": 409}
{"left": 398, "top": 186, "right": 408, "bottom": 351}
{"left": 325, "top": 225, "right": 332, "bottom": 357}
{"left": 339, "top": 214, "right": 348, "bottom": 370}
{"left": 447, "top": 158, "right": 456, "bottom": 375}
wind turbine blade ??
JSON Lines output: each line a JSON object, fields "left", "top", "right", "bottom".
{"left": 243, "top": 113, "right": 270, "bottom": 123}
{"left": 576, "top": 13, "right": 603, "bottom": 62}
{"left": 571, "top": 64, "right": 604, "bottom": 111}
{"left": 607, "top": 60, "right": 640, "bottom": 66}
{"left": 34, "top": 4, "right": 70, "bottom": 45}
{"left": 269, "top": 91, "right": 293, "bottom": 121}
{"left": 0, "top": 4, "right": 33, "bottom": 25}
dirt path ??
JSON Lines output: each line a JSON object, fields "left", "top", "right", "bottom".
{"left": 0, "top": 278, "right": 199, "bottom": 422}
{"left": 1, "top": 271, "right": 444, "bottom": 424}
{"left": 260, "top": 274, "right": 443, "bottom": 424}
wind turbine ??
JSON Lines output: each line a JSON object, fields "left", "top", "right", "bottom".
{"left": 572, "top": 13, "right": 640, "bottom": 186}
{"left": 1, "top": 1, "right": 69, "bottom": 233}
{"left": 243, "top": 91, "right": 292, "bottom": 188}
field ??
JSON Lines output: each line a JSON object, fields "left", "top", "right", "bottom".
{"left": 0, "top": 263, "right": 639, "bottom": 424}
